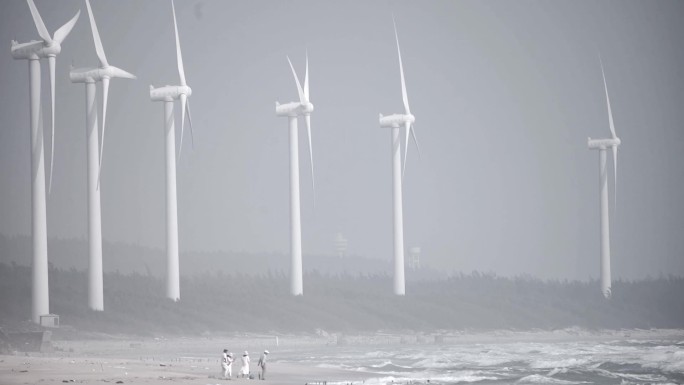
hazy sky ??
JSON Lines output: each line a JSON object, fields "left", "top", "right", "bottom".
{"left": 1, "top": 0, "right": 683, "bottom": 280}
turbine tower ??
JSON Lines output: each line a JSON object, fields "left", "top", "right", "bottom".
{"left": 587, "top": 58, "right": 620, "bottom": 299}
{"left": 70, "top": 0, "right": 136, "bottom": 311}
{"left": 11, "top": 0, "right": 80, "bottom": 324}
{"left": 379, "top": 17, "right": 420, "bottom": 296}
{"left": 275, "top": 53, "right": 315, "bottom": 296}
{"left": 150, "top": 0, "right": 195, "bottom": 302}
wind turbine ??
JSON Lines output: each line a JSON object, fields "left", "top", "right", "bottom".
{"left": 587, "top": 57, "right": 621, "bottom": 299}
{"left": 11, "top": 0, "right": 80, "bottom": 324}
{"left": 275, "top": 53, "right": 315, "bottom": 296}
{"left": 150, "top": 0, "right": 195, "bottom": 302}
{"left": 70, "top": 0, "right": 136, "bottom": 311}
{"left": 379, "top": 17, "right": 420, "bottom": 296}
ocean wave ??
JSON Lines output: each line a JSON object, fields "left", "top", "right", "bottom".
{"left": 368, "top": 361, "right": 418, "bottom": 373}
{"left": 363, "top": 351, "right": 395, "bottom": 359}
{"left": 517, "top": 374, "right": 589, "bottom": 384}
{"left": 361, "top": 371, "right": 500, "bottom": 385}
{"left": 530, "top": 357, "right": 591, "bottom": 369}
{"left": 413, "top": 357, "right": 460, "bottom": 370}
{"left": 640, "top": 349, "right": 684, "bottom": 373}
{"left": 547, "top": 367, "right": 568, "bottom": 376}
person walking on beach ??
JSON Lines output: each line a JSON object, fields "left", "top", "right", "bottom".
{"left": 226, "top": 352, "right": 235, "bottom": 379}
{"left": 240, "top": 351, "right": 250, "bottom": 378}
{"left": 258, "top": 350, "right": 269, "bottom": 380}
{"left": 221, "top": 349, "right": 230, "bottom": 379}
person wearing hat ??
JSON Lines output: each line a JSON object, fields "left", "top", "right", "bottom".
{"left": 221, "top": 349, "right": 230, "bottom": 379}
{"left": 258, "top": 350, "right": 269, "bottom": 380}
{"left": 240, "top": 350, "right": 250, "bottom": 378}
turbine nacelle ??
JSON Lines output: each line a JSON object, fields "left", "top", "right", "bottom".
{"left": 275, "top": 101, "right": 314, "bottom": 117}
{"left": 150, "top": 84, "right": 192, "bottom": 102}
{"left": 69, "top": 65, "right": 136, "bottom": 84}
{"left": 11, "top": 39, "right": 61, "bottom": 60}
{"left": 379, "top": 113, "right": 415, "bottom": 128}
{"left": 588, "top": 137, "right": 621, "bottom": 150}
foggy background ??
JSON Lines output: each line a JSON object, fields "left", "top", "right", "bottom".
{"left": 1, "top": 0, "right": 683, "bottom": 281}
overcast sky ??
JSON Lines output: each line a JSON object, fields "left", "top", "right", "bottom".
{"left": 1, "top": 0, "right": 683, "bottom": 280}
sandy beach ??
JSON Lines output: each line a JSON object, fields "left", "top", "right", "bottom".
{"left": 0, "top": 354, "right": 369, "bottom": 385}
{"left": 0, "top": 337, "right": 370, "bottom": 385}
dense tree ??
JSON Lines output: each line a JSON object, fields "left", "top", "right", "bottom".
{"left": 0, "top": 263, "right": 682, "bottom": 335}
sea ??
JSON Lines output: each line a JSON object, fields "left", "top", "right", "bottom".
{"left": 278, "top": 331, "right": 684, "bottom": 385}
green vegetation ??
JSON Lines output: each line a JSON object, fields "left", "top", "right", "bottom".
{"left": 0, "top": 263, "right": 682, "bottom": 335}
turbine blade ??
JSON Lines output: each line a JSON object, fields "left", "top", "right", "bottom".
{"left": 410, "top": 123, "right": 421, "bottom": 159}
{"left": 179, "top": 93, "right": 187, "bottom": 160}
{"left": 287, "top": 56, "right": 305, "bottom": 104}
{"left": 53, "top": 10, "right": 81, "bottom": 44}
{"left": 15, "top": 40, "right": 44, "bottom": 51}
{"left": 97, "top": 77, "right": 110, "bottom": 190}
{"left": 304, "top": 51, "right": 309, "bottom": 102}
{"left": 85, "top": 0, "right": 108, "bottom": 67}
{"left": 109, "top": 66, "right": 136, "bottom": 79}
{"left": 186, "top": 97, "right": 195, "bottom": 149}
{"left": 403, "top": 120, "right": 410, "bottom": 178}
{"left": 48, "top": 56, "right": 56, "bottom": 194}
{"left": 393, "top": 15, "right": 410, "bottom": 115}
{"left": 26, "top": 0, "right": 52, "bottom": 43}
{"left": 305, "top": 114, "right": 315, "bottom": 206}
{"left": 171, "top": 0, "right": 187, "bottom": 86}
{"left": 599, "top": 56, "right": 617, "bottom": 139}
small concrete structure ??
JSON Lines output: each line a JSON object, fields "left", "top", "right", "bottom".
{"left": 39, "top": 314, "right": 60, "bottom": 328}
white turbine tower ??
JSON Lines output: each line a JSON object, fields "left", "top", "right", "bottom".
{"left": 11, "top": 0, "right": 80, "bottom": 324}
{"left": 379, "top": 17, "right": 420, "bottom": 296}
{"left": 276, "top": 53, "right": 315, "bottom": 296}
{"left": 587, "top": 58, "right": 621, "bottom": 299}
{"left": 70, "top": 0, "right": 136, "bottom": 311}
{"left": 150, "top": 0, "right": 195, "bottom": 302}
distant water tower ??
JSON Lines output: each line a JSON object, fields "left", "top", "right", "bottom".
{"left": 408, "top": 247, "right": 421, "bottom": 270}
{"left": 334, "top": 232, "right": 348, "bottom": 258}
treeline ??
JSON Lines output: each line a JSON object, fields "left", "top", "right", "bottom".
{"left": 0, "top": 263, "right": 683, "bottom": 335}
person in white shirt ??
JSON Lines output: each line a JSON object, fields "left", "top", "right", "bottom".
{"left": 221, "top": 349, "right": 230, "bottom": 379}
{"left": 226, "top": 352, "right": 235, "bottom": 379}
{"left": 240, "top": 351, "right": 250, "bottom": 378}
